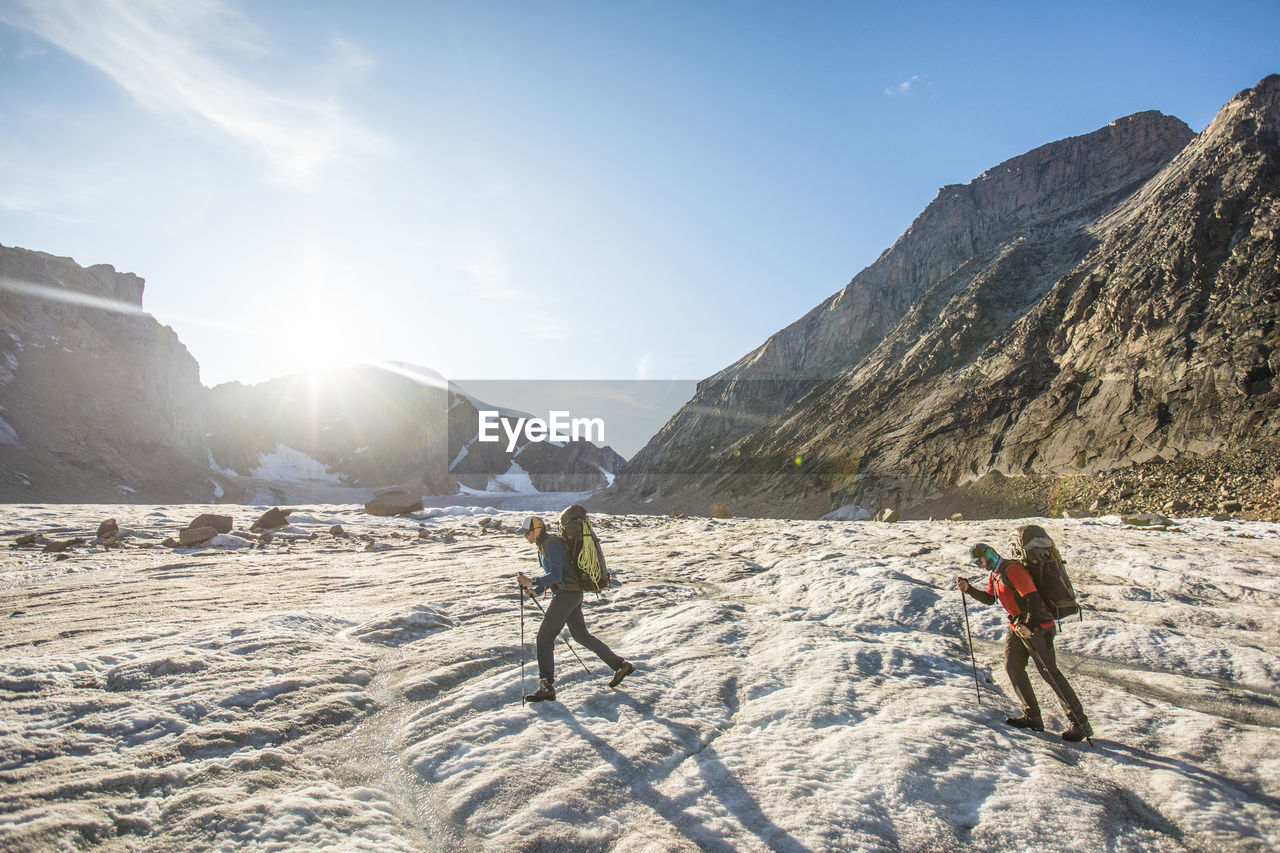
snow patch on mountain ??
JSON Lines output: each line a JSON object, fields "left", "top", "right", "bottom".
{"left": 251, "top": 444, "right": 342, "bottom": 483}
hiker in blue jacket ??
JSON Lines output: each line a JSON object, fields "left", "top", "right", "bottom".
{"left": 515, "top": 514, "right": 633, "bottom": 702}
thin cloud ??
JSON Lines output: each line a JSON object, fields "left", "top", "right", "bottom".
{"left": 885, "top": 75, "right": 921, "bottom": 97}
{"left": 477, "top": 288, "right": 528, "bottom": 301}
{"left": 0, "top": 159, "right": 122, "bottom": 222}
{"left": 0, "top": 0, "right": 384, "bottom": 187}
{"left": 330, "top": 35, "right": 376, "bottom": 75}
{"left": 462, "top": 250, "right": 511, "bottom": 285}
{"left": 635, "top": 351, "right": 656, "bottom": 379}
{"left": 530, "top": 313, "right": 565, "bottom": 341}
{"left": 634, "top": 351, "right": 693, "bottom": 380}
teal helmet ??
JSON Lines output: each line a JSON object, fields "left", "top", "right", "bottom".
{"left": 968, "top": 543, "right": 1000, "bottom": 566}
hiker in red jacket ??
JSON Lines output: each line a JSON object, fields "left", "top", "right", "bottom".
{"left": 958, "top": 543, "right": 1093, "bottom": 742}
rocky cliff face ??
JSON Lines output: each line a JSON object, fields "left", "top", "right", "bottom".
{"left": 598, "top": 76, "right": 1279, "bottom": 519}
{"left": 0, "top": 245, "right": 211, "bottom": 501}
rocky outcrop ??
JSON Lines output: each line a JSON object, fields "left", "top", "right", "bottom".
{"left": 508, "top": 439, "right": 626, "bottom": 492}
{"left": 0, "top": 244, "right": 211, "bottom": 501}
{"left": 598, "top": 76, "right": 1278, "bottom": 520}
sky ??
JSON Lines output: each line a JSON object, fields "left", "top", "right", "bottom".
{"left": 0, "top": 0, "right": 1277, "bottom": 389}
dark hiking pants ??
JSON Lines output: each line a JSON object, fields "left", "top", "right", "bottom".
{"left": 537, "top": 589, "right": 623, "bottom": 683}
{"left": 1004, "top": 625, "right": 1088, "bottom": 725}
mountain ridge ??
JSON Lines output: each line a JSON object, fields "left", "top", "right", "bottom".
{"left": 0, "top": 248, "right": 623, "bottom": 503}
{"left": 596, "top": 75, "right": 1279, "bottom": 520}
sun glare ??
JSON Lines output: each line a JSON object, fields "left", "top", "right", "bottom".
{"left": 274, "top": 312, "right": 366, "bottom": 375}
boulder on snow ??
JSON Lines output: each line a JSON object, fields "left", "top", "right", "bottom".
{"left": 96, "top": 518, "right": 119, "bottom": 540}
{"left": 329, "top": 524, "right": 346, "bottom": 537}
{"left": 820, "top": 504, "right": 872, "bottom": 522}
{"left": 876, "top": 508, "right": 900, "bottom": 523}
{"left": 187, "top": 513, "right": 233, "bottom": 534}
{"left": 364, "top": 490, "right": 424, "bottom": 517}
{"left": 1123, "top": 512, "right": 1173, "bottom": 528}
{"left": 251, "top": 507, "right": 293, "bottom": 531}
{"left": 709, "top": 502, "right": 733, "bottom": 519}
{"left": 178, "top": 526, "right": 218, "bottom": 546}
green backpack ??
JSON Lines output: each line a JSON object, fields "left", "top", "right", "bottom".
{"left": 1010, "top": 524, "right": 1080, "bottom": 620}
{"left": 560, "top": 505, "right": 609, "bottom": 593}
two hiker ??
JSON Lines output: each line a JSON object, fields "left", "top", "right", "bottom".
{"left": 958, "top": 542, "right": 1093, "bottom": 742}
{"left": 510, "top": 509, "right": 1090, "bottom": 739}
{"left": 515, "top": 514, "right": 634, "bottom": 703}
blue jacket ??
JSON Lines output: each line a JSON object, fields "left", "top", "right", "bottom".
{"left": 532, "top": 534, "right": 569, "bottom": 595}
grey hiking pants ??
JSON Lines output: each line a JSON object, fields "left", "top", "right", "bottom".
{"left": 537, "top": 589, "right": 623, "bottom": 683}
{"left": 1004, "top": 625, "right": 1088, "bottom": 725}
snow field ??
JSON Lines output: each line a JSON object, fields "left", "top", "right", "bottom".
{"left": 0, "top": 505, "right": 1277, "bottom": 850}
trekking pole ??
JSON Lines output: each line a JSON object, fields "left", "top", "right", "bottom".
{"left": 960, "top": 589, "right": 981, "bottom": 706}
{"left": 527, "top": 590, "right": 594, "bottom": 676}
{"left": 514, "top": 581, "right": 524, "bottom": 701}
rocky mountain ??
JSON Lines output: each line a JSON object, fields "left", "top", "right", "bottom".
{"left": 206, "top": 371, "right": 625, "bottom": 503}
{"left": 204, "top": 364, "right": 454, "bottom": 504}
{"left": 0, "top": 245, "right": 210, "bottom": 502}
{"left": 1, "top": 245, "right": 625, "bottom": 504}
{"left": 447, "top": 388, "right": 626, "bottom": 494}
{"left": 597, "top": 75, "right": 1280, "bottom": 520}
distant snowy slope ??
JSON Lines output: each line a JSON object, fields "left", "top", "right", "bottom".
{"left": 0, "top": 506, "right": 1277, "bottom": 851}
{"left": 250, "top": 444, "right": 344, "bottom": 483}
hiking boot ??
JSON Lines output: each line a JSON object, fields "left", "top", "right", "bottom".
{"left": 1061, "top": 718, "right": 1093, "bottom": 742}
{"left": 1005, "top": 715, "right": 1045, "bottom": 731}
{"left": 524, "top": 679, "right": 556, "bottom": 703}
{"left": 608, "top": 661, "right": 635, "bottom": 688}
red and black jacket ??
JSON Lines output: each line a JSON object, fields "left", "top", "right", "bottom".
{"left": 965, "top": 558, "right": 1055, "bottom": 630}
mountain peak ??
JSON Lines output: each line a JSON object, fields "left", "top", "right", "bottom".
{"left": 599, "top": 76, "right": 1279, "bottom": 520}
{"left": 1212, "top": 72, "right": 1280, "bottom": 136}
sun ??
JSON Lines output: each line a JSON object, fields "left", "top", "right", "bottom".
{"left": 267, "top": 300, "right": 371, "bottom": 377}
